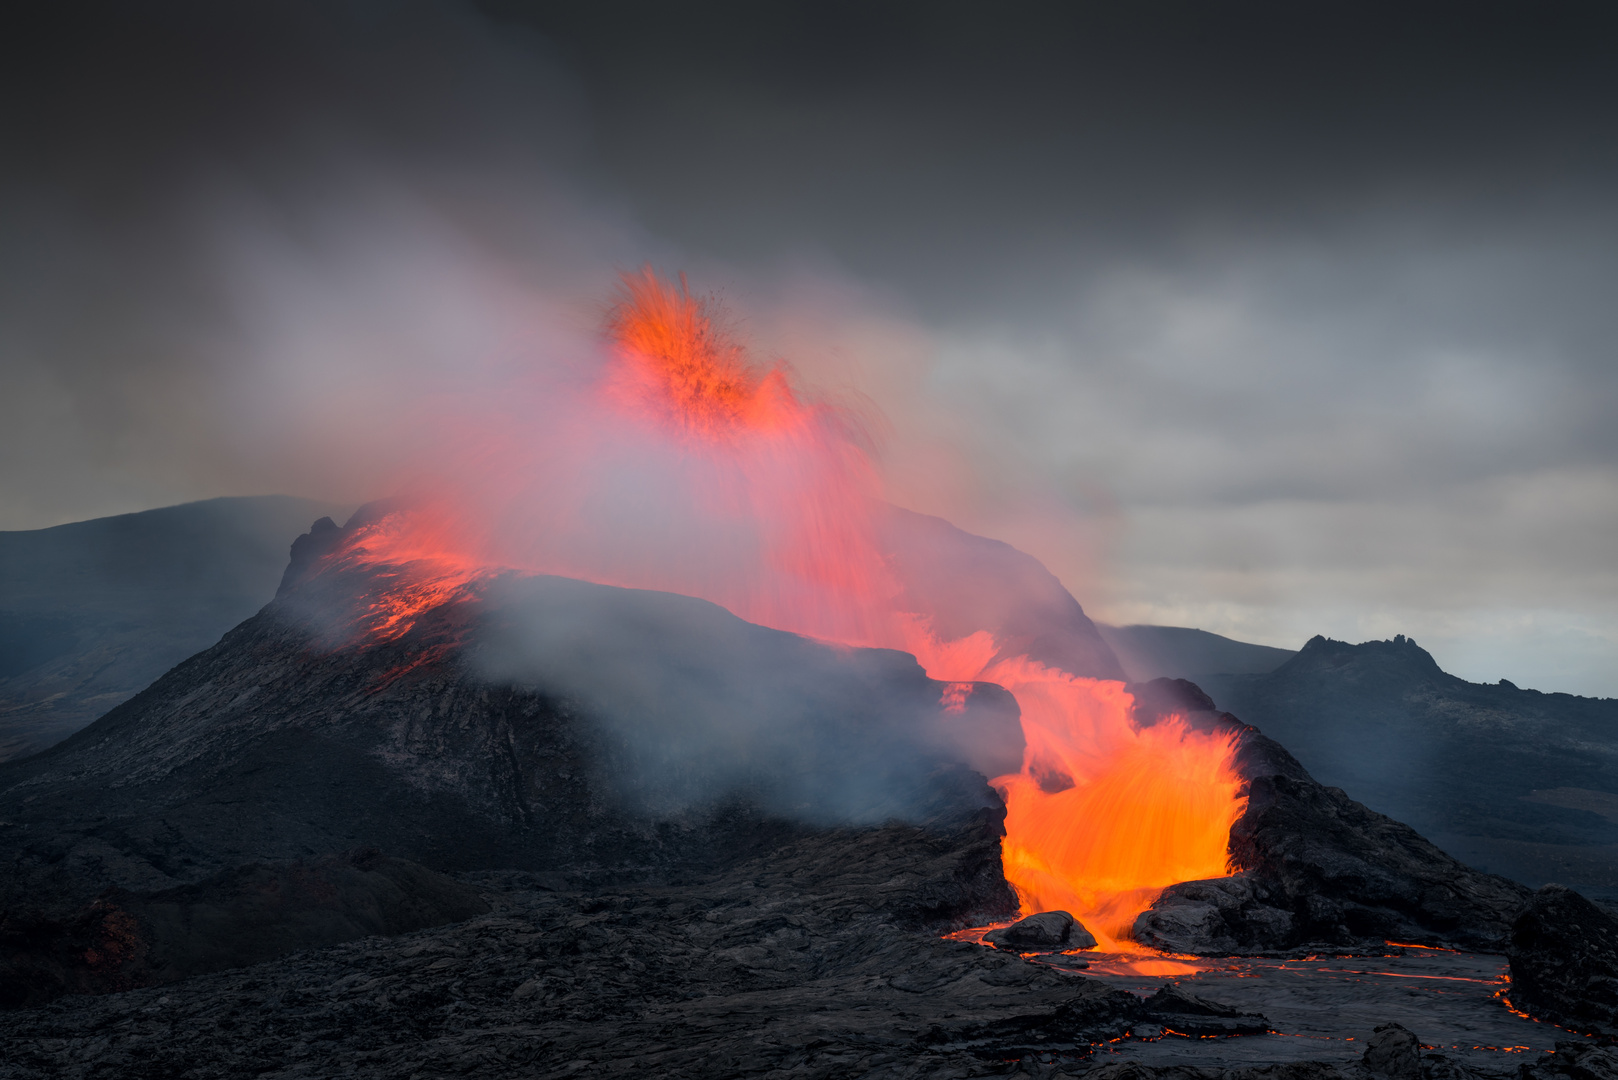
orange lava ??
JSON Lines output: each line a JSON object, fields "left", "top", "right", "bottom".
{"left": 1084, "top": 954, "right": 1209, "bottom": 978}
{"left": 317, "top": 507, "right": 491, "bottom": 643}
{"left": 316, "top": 268, "right": 1248, "bottom": 946}
{"left": 605, "top": 268, "right": 796, "bottom": 438}
{"left": 907, "top": 632, "right": 1245, "bottom": 949}
{"left": 1386, "top": 940, "right": 1460, "bottom": 953}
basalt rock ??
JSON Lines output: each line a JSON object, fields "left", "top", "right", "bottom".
{"left": 1362, "top": 1022, "right": 1422, "bottom": 1080}
{"left": 1508, "top": 883, "right": 1618, "bottom": 1037}
{"left": 1130, "top": 678, "right": 1532, "bottom": 954}
{"left": 1522, "top": 1041, "right": 1618, "bottom": 1080}
{"left": 1226, "top": 770, "right": 1532, "bottom": 950}
{"left": 1131, "top": 874, "right": 1297, "bottom": 955}
{"left": 0, "top": 850, "right": 487, "bottom": 1008}
{"left": 1203, "top": 634, "right": 1618, "bottom": 892}
{"left": 0, "top": 827, "right": 1275, "bottom": 1078}
{"left": 984, "top": 909, "right": 1097, "bottom": 951}
{"left": 1139, "top": 984, "right": 1270, "bottom": 1037}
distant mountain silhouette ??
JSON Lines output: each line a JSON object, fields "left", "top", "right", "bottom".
{"left": 1201, "top": 635, "right": 1618, "bottom": 894}
{"left": 0, "top": 496, "right": 343, "bottom": 762}
{"left": 1098, "top": 623, "right": 1296, "bottom": 682}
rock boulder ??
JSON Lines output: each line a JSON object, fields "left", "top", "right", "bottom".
{"left": 984, "top": 909, "right": 1097, "bottom": 951}
{"left": 1509, "top": 883, "right": 1618, "bottom": 1037}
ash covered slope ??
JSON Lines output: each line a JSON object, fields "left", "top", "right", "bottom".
{"left": 882, "top": 506, "right": 1125, "bottom": 681}
{"left": 0, "top": 496, "right": 342, "bottom": 762}
{"left": 1202, "top": 635, "right": 1618, "bottom": 891}
{"left": 0, "top": 540, "right": 1019, "bottom": 921}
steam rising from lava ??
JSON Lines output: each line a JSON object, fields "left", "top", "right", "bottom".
{"left": 319, "top": 269, "right": 1244, "bottom": 947}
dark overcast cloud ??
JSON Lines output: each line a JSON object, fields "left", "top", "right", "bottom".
{"left": 505, "top": 1, "right": 1618, "bottom": 295}
{"left": 3, "top": 0, "right": 1616, "bottom": 693}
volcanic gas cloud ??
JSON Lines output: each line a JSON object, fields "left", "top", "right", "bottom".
{"left": 322, "top": 269, "right": 1244, "bottom": 948}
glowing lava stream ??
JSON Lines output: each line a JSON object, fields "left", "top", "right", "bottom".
{"left": 904, "top": 629, "right": 1245, "bottom": 950}
{"left": 327, "top": 268, "right": 1246, "bottom": 950}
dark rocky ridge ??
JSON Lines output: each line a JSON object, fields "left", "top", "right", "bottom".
{"left": 1130, "top": 679, "right": 1532, "bottom": 954}
{"left": 0, "top": 531, "right": 1033, "bottom": 1008}
{"left": 0, "top": 565, "right": 1021, "bottom": 916}
{"left": 1202, "top": 635, "right": 1618, "bottom": 891}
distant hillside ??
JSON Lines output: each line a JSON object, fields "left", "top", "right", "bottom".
{"left": 1097, "top": 623, "right": 1296, "bottom": 682}
{"left": 1202, "top": 635, "right": 1618, "bottom": 893}
{"left": 0, "top": 497, "right": 342, "bottom": 762}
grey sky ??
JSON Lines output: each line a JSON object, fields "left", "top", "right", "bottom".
{"left": 3, "top": 1, "right": 1615, "bottom": 693}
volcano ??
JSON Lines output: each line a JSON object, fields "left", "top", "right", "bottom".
{"left": 0, "top": 509, "right": 1558, "bottom": 1078}
{"left": 0, "top": 509, "right": 1528, "bottom": 1002}
{"left": 239, "top": 271, "right": 1260, "bottom": 949}
{"left": 0, "top": 273, "right": 1558, "bottom": 1076}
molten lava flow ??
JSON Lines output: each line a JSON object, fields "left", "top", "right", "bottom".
{"left": 317, "top": 504, "right": 492, "bottom": 643}
{"left": 310, "top": 267, "right": 1247, "bottom": 948}
{"left": 905, "top": 629, "right": 1245, "bottom": 949}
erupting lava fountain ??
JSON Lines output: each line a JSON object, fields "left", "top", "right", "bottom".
{"left": 320, "top": 269, "right": 1245, "bottom": 948}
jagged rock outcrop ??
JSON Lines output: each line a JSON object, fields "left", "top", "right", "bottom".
{"left": 1361, "top": 1022, "right": 1422, "bottom": 1079}
{"left": 1131, "top": 875, "right": 1298, "bottom": 955}
{"left": 1130, "top": 677, "right": 1532, "bottom": 953}
{"left": 1508, "top": 883, "right": 1618, "bottom": 1037}
{"left": 1203, "top": 634, "right": 1618, "bottom": 890}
